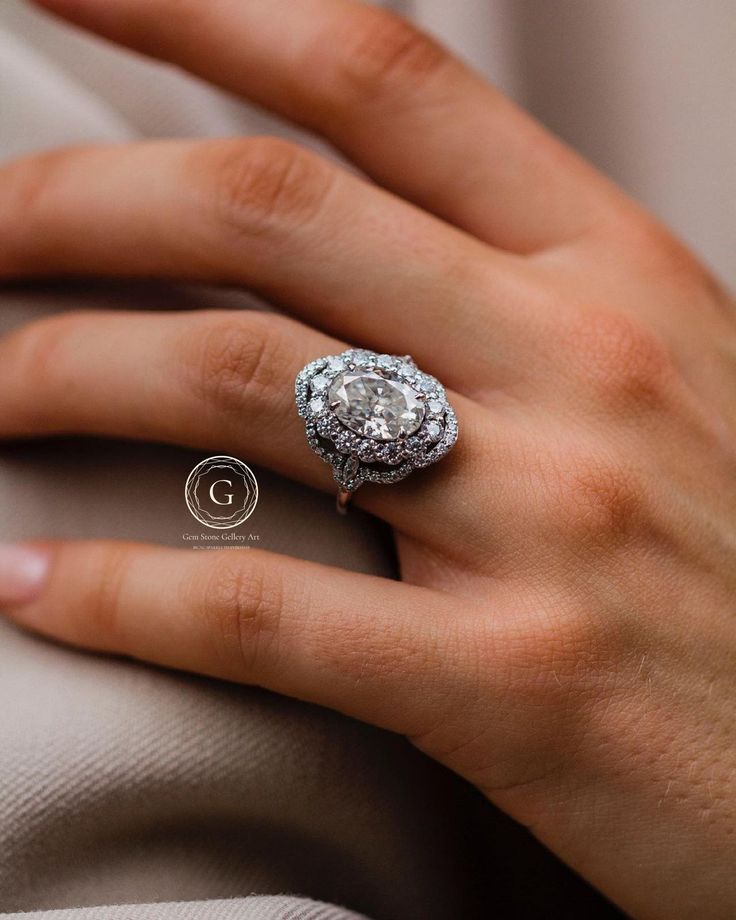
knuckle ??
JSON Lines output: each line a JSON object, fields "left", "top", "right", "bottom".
{"left": 176, "top": 313, "right": 285, "bottom": 421}
{"left": 327, "top": 8, "right": 449, "bottom": 101}
{"left": 204, "top": 137, "right": 336, "bottom": 239}
{"left": 469, "top": 606, "right": 612, "bottom": 797}
{"left": 81, "top": 544, "right": 134, "bottom": 647}
{"left": 201, "top": 555, "right": 283, "bottom": 676}
{"left": 496, "top": 605, "right": 604, "bottom": 699}
{"left": 483, "top": 597, "right": 645, "bottom": 775}
{"left": 552, "top": 452, "right": 646, "bottom": 543}
{"left": 566, "top": 309, "right": 677, "bottom": 410}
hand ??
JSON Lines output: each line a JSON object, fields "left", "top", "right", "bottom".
{"left": 1, "top": 1, "right": 735, "bottom": 915}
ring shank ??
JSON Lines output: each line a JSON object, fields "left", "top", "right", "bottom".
{"left": 336, "top": 488, "right": 354, "bottom": 515}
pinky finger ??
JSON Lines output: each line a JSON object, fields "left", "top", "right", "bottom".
{"left": 0, "top": 540, "right": 467, "bottom": 739}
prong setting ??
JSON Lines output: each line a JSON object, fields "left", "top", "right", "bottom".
{"left": 295, "top": 348, "right": 458, "bottom": 493}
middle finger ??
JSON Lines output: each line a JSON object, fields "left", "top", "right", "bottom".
{"left": 0, "top": 138, "right": 539, "bottom": 393}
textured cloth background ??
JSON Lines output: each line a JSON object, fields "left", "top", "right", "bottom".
{"left": 5, "top": 898, "right": 369, "bottom": 920}
{"left": 0, "top": 0, "right": 732, "bottom": 917}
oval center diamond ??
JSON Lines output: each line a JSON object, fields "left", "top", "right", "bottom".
{"left": 328, "top": 370, "right": 425, "bottom": 441}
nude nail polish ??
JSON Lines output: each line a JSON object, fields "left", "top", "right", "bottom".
{"left": 0, "top": 544, "right": 50, "bottom": 606}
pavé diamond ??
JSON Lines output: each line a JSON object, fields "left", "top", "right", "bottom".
{"left": 328, "top": 370, "right": 425, "bottom": 441}
{"left": 296, "top": 349, "right": 458, "bottom": 496}
{"left": 426, "top": 421, "right": 442, "bottom": 442}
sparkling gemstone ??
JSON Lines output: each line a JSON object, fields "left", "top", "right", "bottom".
{"left": 311, "top": 374, "right": 329, "bottom": 392}
{"left": 427, "top": 398, "right": 444, "bottom": 415}
{"left": 426, "top": 421, "right": 442, "bottom": 441}
{"left": 327, "top": 356, "right": 344, "bottom": 373}
{"left": 309, "top": 396, "right": 326, "bottom": 415}
{"left": 328, "top": 371, "right": 425, "bottom": 441}
{"left": 316, "top": 416, "right": 333, "bottom": 436}
{"left": 384, "top": 443, "right": 402, "bottom": 464}
{"left": 343, "top": 456, "right": 360, "bottom": 479}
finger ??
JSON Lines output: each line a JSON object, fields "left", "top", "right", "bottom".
{"left": 0, "top": 139, "right": 536, "bottom": 389}
{"left": 32, "top": 0, "right": 634, "bottom": 252}
{"left": 0, "top": 307, "right": 341, "bottom": 483}
{"left": 0, "top": 307, "right": 483, "bottom": 539}
{"left": 0, "top": 539, "right": 473, "bottom": 740}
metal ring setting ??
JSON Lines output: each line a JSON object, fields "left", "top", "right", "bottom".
{"left": 295, "top": 348, "right": 458, "bottom": 511}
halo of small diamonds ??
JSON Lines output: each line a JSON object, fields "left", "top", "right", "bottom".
{"left": 295, "top": 349, "right": 458, "bottom": 493}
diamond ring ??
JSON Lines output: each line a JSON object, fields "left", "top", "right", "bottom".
{"left": 295, "top": 349, "right": 459, "bottom": 514}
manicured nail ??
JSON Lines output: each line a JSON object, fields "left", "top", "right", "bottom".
{"left": 0, "top": 544, "right": 50, "bottom": 607}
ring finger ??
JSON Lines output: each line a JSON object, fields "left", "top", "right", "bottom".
{"left": 0, "top": 307, "right": 485, "bottom": 539}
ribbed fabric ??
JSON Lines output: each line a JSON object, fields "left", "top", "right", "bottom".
{"left": 2, "top": 896, "right": 368, "bottom": 920}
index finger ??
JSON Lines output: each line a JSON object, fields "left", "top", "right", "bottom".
{"left": 33, "top": 0, "right": 635, "bottom": 252}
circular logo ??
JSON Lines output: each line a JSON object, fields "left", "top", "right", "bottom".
{"left": 185, "top": 455, "right": 259, "bottom": 529}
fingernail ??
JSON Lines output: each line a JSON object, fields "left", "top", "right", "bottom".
{"left": 0, "top": 544, "right": 50, "bottom": 607}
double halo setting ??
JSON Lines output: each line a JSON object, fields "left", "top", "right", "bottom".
{"left": 295, "top": 349, "right": 458, "bottom": 510}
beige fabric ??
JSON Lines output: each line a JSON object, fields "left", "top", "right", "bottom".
{"left": 0, "top": 0, "right": 731, "bottom": 917}
{"left": 10, "top": 901, "right": 369, "bottom": 920}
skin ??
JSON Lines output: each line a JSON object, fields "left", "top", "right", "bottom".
{"left": 0, "top": 0, "right": 735, "bottom": 915}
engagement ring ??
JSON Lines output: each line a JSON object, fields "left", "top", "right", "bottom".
{"left": 295, "top": 349, "right": 459, "bottom": 513}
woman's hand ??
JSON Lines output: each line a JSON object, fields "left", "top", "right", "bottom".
{"left": 1, "top": 0, "right": 735, "bottom": 915}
